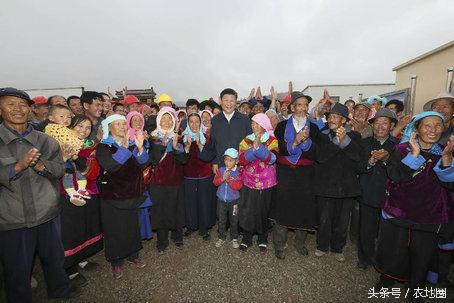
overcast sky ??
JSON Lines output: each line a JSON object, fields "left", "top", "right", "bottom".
{"left": 1, "top": 0, "right": 453, "bottom": 103}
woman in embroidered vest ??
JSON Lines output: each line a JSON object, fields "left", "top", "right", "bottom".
{"left": 59, "top": 115, "right": 103, "bottom": 286}
{"left": 182, "top": 112, "right": 215, "bottom": 240}
{"left": 374, "top": 111, "right": 454, "bottom": 295}
{"left": 149, "top": 107, "right": 188, "bottom": 253}
{"left": 126, "top": 111, "right": 153, "bottom": 241}
{"left": 96, "top": 114, "right": 150, "bottom": 280}
{"left": 269, "top": 92, "right": 320, "bottom": 260}
{"left": 238, "top": 113, "right": 278, "bottom": 252}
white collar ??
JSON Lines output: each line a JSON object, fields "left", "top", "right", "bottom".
{"left": 223, "top": 111, "right": 234, "bottom": 122}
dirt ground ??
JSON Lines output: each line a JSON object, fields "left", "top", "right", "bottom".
{"left": 2, "top": 231, "right": 452, "bottom": 303}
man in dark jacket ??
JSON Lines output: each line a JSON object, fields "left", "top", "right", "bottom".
{"left": 209, "top": 88, "right": 252, "bottom": 171}
{"left": 314, "top": 103, "right": 364, "bottom": 262}
{"left": 356, "top": 108, "right": 398, "bottom": 269}
{"left": 0, "top": 88, "right": 77, "bottom": 302}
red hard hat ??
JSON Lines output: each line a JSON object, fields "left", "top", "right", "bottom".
{"left": 123, "top": 95, "right": 140, "bottom": 106}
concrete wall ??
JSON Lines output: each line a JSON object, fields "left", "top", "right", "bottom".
{"left": 24, "top": 87, "right": 84, "bottom": 99}
{"left": 394, "top": 45, "right": 454, "bottom": 113}
{"left": 302, "top": 84, "right": 395, "bottom": 111}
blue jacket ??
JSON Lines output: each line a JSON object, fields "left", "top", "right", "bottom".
{"left": 214, "top": 166, "right": 242, "bottom": 202}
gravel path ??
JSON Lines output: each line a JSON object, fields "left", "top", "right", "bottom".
{"left": 25, "top": 231, "right": 406, "bottom": 303}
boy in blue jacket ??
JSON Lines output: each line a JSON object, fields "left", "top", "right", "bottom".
{"left": 213, "top": 148, "right": 243, "bottom": 248}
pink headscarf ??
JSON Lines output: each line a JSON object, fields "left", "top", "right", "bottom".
{"left": 200, "top": 109, "right": 213, "bottom": 134}
{"left": 176, "top": 109, "right": 187, "bottom": 121}
{"left": 140, "top": 104, "right": 152, "bottom": 114}
{"left": 151, "top": 107, "right": 177, "bottom": 139}
{"left": 126, "top": 111, "right": 144, "bottom": 141}
{"left": 252, "top": 113, "right": 274, "bottom": 137}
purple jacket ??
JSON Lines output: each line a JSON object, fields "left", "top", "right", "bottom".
{"left": 382, "top": 143, "right": 454, "bottom": 224}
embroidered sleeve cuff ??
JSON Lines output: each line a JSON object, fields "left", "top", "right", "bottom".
{"left": 313, "top": 119, "right": 325, "bottom": 130}
{"left": 401, "top": 153, "right": 426, "bottom": 170}
{"left": 299, "top": 138, "right": 312, "bottom": 152}
{"left": 244, "top": 148, "right": 256, "bottom": 162}
{"left": 133, "top": 147, "right": 150, "bottom": 164}
{"left": 287, "top": 141, "right": 299, "bottom": 155}
{"left": 254, "top": 144, "right": 269, "bottom": 160}
{"left": 112, "top": 146, "right": 132, "bottom": 164}
{"left": 434, "top": 158, "right": 454, "bottom": 182}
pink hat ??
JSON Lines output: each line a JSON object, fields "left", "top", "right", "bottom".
{"left": 123, "top": 95, "right": 140, "bottom": 106}
{"left": 32, "top": 96, "right": 48, "bottom": 105}
{"left": 252, "top": 113, "right": 274, "bottom": 137}
{"left": 126, "top": 111, "right": 145, "bottom": 141}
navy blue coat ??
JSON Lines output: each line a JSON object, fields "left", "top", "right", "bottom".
{"left": 208, "top": 111, "right": 252, "bottom": 165}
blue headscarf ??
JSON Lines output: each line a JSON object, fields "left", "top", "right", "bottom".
{"left": 400, "top": 111, "right": 446, "bottom": 155}
{"left": 101, "top": 114, "right": 127, "bottom": 140}
{"left": 367, "top": 95, "right": 388, "bottom": 106}
{"left": 182, "top": 113, "right": 206, "bottom": 145}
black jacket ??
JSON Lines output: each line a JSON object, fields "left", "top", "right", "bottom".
{"left": 207, "top": 111, "right": 252, "bottom": 165}
{"left": 357, "top": 136, "right": 397, "bottom": 208}
{"left": 314, "top": 130, "right": 364, "bottom": 198}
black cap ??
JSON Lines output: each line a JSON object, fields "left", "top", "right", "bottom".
{"left": 290, "top": 91, "right": 312, "bottom": 104}
{"left": 0, "top": 87, "right": 33, "bottom": 105}
{"left": 239, "top": 100, "right": 252, "bottom": 108}
{"left": 385, "top": 99, "right": 404, "bottom": 113}
{"left": 369, "top": 108, "right": 398, "bottom": 124}
{"left": 328, "top": 102, "right": 349, "bottom": 120}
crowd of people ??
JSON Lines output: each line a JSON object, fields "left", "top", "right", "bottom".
{"left": 0, "top": 83, "right": 454, "bottom": 302}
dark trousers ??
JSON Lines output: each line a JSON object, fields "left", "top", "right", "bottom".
{"left": 242, "top": 231, "right": 268, "bottom": 246}
{"left": 375, "top": 219, "right": 438, "bottom": 288}
{"left": 0, "top": 217, "right": 71, "bottom": 303}
{"left": 157, "top": 228, "right": 183, "bottom": 249}
{"left": 349, "top": 199, "right": 360, "bottom": 244}
{"left": 217, "top": 199, "right": 239, "bottom": 240}
{"left": 273, "top": 223, "right": 308, "bottom": 252}
{"left": 358, "top": 203, "right": 380, "bottom": 264}
{"left": 316, "top": 196, "right": 354, "bottom": 253}
{"left": 184, "top": 178, "right": 216, "bottom": 234}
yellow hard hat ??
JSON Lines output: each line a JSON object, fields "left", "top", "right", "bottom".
{"left": 157, "top": 93, "right": 173, "bottom": 104}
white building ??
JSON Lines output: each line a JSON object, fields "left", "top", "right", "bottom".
{"left": 301, "top": 83, "right": 395, "bottom": 110}
{"left": 24, "top": 86, "right": 84, "bottom": 98}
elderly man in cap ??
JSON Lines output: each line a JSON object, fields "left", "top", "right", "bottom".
{"left": 356, "top": 108, "right": 398, "bottom": 269}
{"left": 314, "top": 103, "right": 364, "bottom": 262}
{"left": 270, "top": 91, "right": 320, "bottom": 259}
{"left": 350, "top": 102, "right": 373, "bottom": 138}
{"left": 0, "top": 88, "right": 76, "bottom": 302}
{"left": 30, "top": 96, "right": 49, "bottom": 127}
{"left": 423, "top": 91, "right": 454, "bottom": 146}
